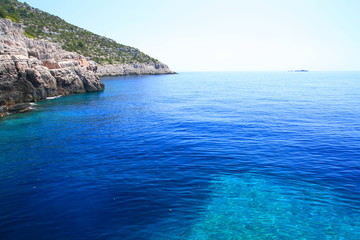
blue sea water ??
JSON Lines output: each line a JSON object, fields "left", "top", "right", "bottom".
{"left": 0, "top": 71, "right": 360, "bottom": 239}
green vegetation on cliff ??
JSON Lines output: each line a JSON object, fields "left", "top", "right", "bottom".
{"left": 0, "top": 0, "right": 160, "bottom": 65}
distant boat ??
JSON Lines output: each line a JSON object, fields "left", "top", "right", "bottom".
{"left": 288, "top": 70, "right": 309, "bottom": 72}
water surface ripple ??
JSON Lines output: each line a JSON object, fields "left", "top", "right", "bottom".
{"left": 0, "top": 72, "right": 360, "bottom": 239}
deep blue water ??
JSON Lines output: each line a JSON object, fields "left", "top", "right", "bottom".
{"left": 1, "top": 72, "right": 360, "bottom": 239}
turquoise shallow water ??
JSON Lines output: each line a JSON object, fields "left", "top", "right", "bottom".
{"left": 187, "top": 174, "right": 360, "bottom": 240}
{"left": 0, "top": 72, "right": 360, "bottom": 239}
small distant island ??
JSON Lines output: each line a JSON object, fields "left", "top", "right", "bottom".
{"left": 288, "top": 70, "right": 309, "bottom": 72}
{"left": 0, "top": 0, "right": 175, "bottom": 117}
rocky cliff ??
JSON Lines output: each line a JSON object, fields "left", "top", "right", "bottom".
{"left": 0, "top": 0, "right": 175, "bottom": 69}
{"left": 97, "top": 63, "right": 175, "bottom": 77}
{"left": 0, "top": 19, "right": 104, "bottom": 117}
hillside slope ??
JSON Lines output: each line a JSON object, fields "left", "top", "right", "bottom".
{"left": 0, "top": 0, "right": 174, "bottom": 75}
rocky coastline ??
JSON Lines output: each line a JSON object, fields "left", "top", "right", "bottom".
{"left": 0, "top": 18, "right": 174, "bottom": 117}
{"left": 0, "top": 18, "right": 104, "bottom": 117}
{"left": 97, "top": 63, "right": 175, "bottom": 77}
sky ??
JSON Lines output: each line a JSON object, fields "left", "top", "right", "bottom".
{"left": 21, "top": 0, "right": 360, "bottom": 72}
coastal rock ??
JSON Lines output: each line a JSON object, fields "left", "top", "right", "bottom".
{"left": 8, "top": 102, "right": 31, "bottom": 113}
{"left": 0, "top": 19, "right": 104, "bottom": 116}
{"left": 96, "top": 63, "right": 175, "bottom": 77}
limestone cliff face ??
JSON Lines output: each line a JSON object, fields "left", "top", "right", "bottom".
{"left": 97, "top": 63, "right": 175, "bottom": 77}
{"left": 0, "top": 19, "right": 104, "bottom": 117}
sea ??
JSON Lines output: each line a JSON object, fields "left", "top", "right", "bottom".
{"left": 0, "top": 71, "right": 359, "bottom": 240}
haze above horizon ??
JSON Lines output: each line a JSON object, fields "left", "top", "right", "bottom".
{"left": 21, "top": 0, "right": 360, "bottom": 72}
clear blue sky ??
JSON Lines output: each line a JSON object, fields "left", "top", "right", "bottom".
{"left": 21, "top": 0, "right": 360, "bottom": 72}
